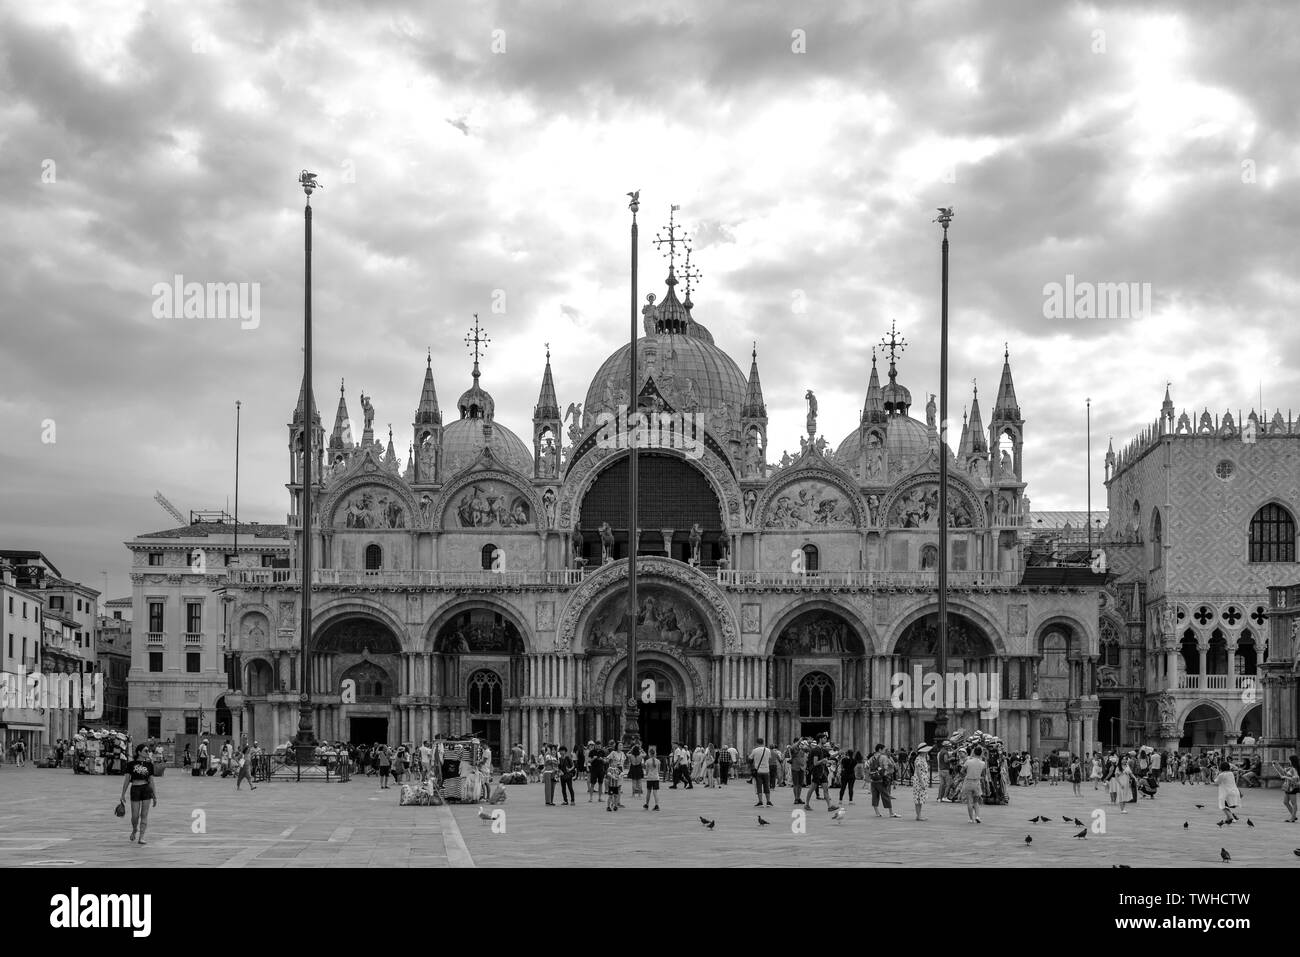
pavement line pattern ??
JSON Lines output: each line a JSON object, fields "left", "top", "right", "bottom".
{"left": 436, "top": 807, "right": 474, "bottom": 868}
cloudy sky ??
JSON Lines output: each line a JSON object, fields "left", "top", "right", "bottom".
{"left": 1, "top": 0, "right": 1296, "bottom": 602}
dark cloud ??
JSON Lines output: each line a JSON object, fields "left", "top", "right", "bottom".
{"left": 0, "top": 0, "right": 1296, "bottom": 599}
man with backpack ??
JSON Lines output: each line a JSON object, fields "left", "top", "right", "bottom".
{"left": 750, "top": 737, "right": 774, "bottom": 807}
{"left": 868, "top": 743, "right": 901, "bottom": 817}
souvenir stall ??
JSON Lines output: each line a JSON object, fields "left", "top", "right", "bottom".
{"left": 72, "top": 728, "right": 129, "bottom": 775}
{"left": 945, "top": 728, "right": 1011, "bottom": 805}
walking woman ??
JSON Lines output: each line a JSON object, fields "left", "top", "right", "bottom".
{"left": 912, "top": 745, "right": 932, "bottom": 821}
{"left": 703, "top": 743, "right": 716, "bottom": 787}
{"left": 119, "top": 744, "right": 157, "bottom": 845}
{"left": 1090, "top": 752, "right": 1103, "bottom": 789}
{"left": 377, "top": 744, "right": 392, "bottom": 790}
{"left": 541, "top": 745, "right": 559, "bottom": 806}
{"left": 961, "top": 746, "right": 987, "bottom": 824}
{"left": 235, "top": 745, "right": 256, "bottom": 791}
{"left": 558, "top": 745, "right": 576, "bottom": 806}
{"left": 1271, "top": 754, "right": 1299, "bottom": 822}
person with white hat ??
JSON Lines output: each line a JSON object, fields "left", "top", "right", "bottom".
{"left": 912, "top": 744, "right": 933, "bottom": 821}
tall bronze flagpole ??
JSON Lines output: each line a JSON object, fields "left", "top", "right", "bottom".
{"left": 624, "top": 191, "right": 641, "bottom": 750}
{"left": 934, "top": 207, "right": 953, "bottom": 742}
{"left": 295, "top": 170, "right": 321, "bottom": 760}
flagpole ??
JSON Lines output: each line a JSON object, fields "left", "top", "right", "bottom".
{"left": 934, "top": 207, "right": 953, "bottom": 742}
{"left": 623, "top": 190, "right": 641, "bottom": 751}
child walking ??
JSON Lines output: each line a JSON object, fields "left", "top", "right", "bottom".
{"left": 605, "top": 763, "right": 622, "bottom": 812}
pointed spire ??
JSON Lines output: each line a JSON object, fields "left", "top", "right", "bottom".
{"left": 331, "top": 378, "right": 354, "bottom": 449}
{"left": 958, "top": 405, "right": 972, "bottom": 457}
{"left": 534, "top": 343, "right": 560, "bottom": 420}
{"left": 292, "top": 375, "right": 321, "bottom": 426}
{"left": 742, "top": 342, "right": 767, "bottom": 418}
{"left": 1105, "top": 436, "right": 1115, "bottom": 466}
{"left": 967, "top": 379, "right": 988, "bottom": 453}
{"left": 415, "top": 349, "right": 442, "bottom": 425}
{"left": 1162, "top": 382, "right": 1174, "bottom": 417}
{"left": 994, "top": 346, "right": 1020, "bottom": 420}
{"left": 862, "top": 349, "right": 884, "bottom": 421}
{"left": 384, "top": 425, "right": 397, "bottom": 467}
{"left": 405, "top": 442, "right": 413, "bottom": 478}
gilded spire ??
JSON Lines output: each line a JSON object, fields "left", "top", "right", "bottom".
{"left": 415, "top": 350, "right": 442, "bottom": 426}
{"left": 330, "top": 378, "right": 354, "bottom": 449}
{"left": 742, "top": 342, "right": 767, "bottom": 419}
{"left": 994, "top": 347, "right": 1020, "bottom": 420}
{"left": 967, "top": 379, "right": 988, "bottom": 453}
{"left": 534, "top": 343, "right": 560, "bottom": 420}
{"left": 863, "top": 349, "right": 884, "bottom": 421}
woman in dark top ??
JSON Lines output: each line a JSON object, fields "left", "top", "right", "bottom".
{"left": 838, "top": 750, "right": 860, "bottom": 803}
{"left": 119, "top": 744, "right": 157, "bottom": 845}
{"left": 587, "top": 744, "right": 606, "bottom": 803}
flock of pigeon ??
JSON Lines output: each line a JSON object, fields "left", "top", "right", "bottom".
{"left": 477, "top": 799, "right": 1300, "bottom": 865}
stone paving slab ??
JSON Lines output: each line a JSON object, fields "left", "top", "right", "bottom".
{"left": 0, "top": 766, "right": 1296, "bottom": 868}
{"left": 448, "top": 779, "right": 1300, "bottom": 868}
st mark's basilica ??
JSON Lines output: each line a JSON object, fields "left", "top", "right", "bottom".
{"left": 212, "top": 239, "right": 1109, "bottom": 762}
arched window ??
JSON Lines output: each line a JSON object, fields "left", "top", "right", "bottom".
{"left": 468, "top": 669, "right": 503, "bottom": 715}
{"left": 1099, "top": 619, "right": 1120, "bottom": 668}
{"left": 364, "top": 544, "right": 382, "bottom": 571}
{"left": 1249, "top": 504, "right": 1295, "bottom": 563}
{"left": 920, "top": 544, "right": 938, "bottom": 570}
{"left": 1151, "top": 509, "right": 1162, "bottom": 569}
{"left": 798, "top": 672, "right": 834, "bottom": 719}
{"left": 801, "top": 544, "right": 819, "bottom": 573}
{"left": 481, "top": 544, "right": 498, "bottom": 571}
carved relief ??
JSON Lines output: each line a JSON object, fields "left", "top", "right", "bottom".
{"left": 1007, "top": 604, "right": 1028, "bottom": 638}
{"left": 586, "top": 587, "right": 711, "bottom": 652}
{"left": 555, "top": 557, "right": 738, "bottom": 651}
{"left": 741, "top": 603, "right": 761, "bottom": 634}
{"left": 763, "top": 480, "right": 853, "bottom": 528}
{"left": 536, "top": 601, "right": 555, "bottom": 631}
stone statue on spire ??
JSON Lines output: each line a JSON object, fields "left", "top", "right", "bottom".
{"left": 805, "top": 389, "right": 818, "bottom": 436}
{"left": 926, "top": 393, "right": 937, "bottom": 428}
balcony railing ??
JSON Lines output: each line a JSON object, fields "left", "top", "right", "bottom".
{"left": 146, "top": 632, "right": 165, "bottom": 646}
{"left": 992, "top": 512, "right": 1024, "bottom": 528}
{"left": 184, "top": 632, "right": 204, "bottom": 645}
{"left": 1176, "top": 674, "right": 1253, "bottom": 692}
{"left": 715, "top": 569, "right": 1022, "bottom": 588}
{"left": 227, "top": 568, "right": 586, "bottom": 587}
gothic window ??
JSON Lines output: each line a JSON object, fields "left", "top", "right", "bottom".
{"left": 468, "top": 669, "right": 503, "bottom": 715}
{"left": 801, "top": 544, "right": 819, "bottom": 573}
{"left": 1151, "top": 509, "right": 1162, "bottom": 569}
{"left": 1249, "top": 504, "right": 1296, "bottom": 563}
{"left": 364, "top": 544, "right": 382, "bottom": 571}
{"left": 920, "top": 544, "right": 938, "bottom": 570}
{"left": 798, "top": 671, "right": 834, "bottom": 719}
{"left": 481, "top": 544, "right": 498, "bottom": 571}
{"left": 1099, "top": 619, "right": 1120, "bottom": 667}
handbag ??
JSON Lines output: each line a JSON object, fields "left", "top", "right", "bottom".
{"left": 114, "top": 801, "right": 126, "bottom": 817}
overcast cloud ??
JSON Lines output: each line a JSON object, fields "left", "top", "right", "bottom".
{"left": 1, "top": 0, "right": 1296, "bottom": 599}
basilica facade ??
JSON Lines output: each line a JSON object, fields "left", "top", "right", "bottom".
{"left": 218, "top": 265, "right": 1105, "bottom": 761}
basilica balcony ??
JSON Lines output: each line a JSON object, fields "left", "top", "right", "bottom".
{"left": 714, "top": 569, "right": 1022, "bottom": 589}
{"left": 225, "top": 568, "right": 585, "bottom": 589}
{"left": 992, "top": 512, "right": 1024, "bottom": 528}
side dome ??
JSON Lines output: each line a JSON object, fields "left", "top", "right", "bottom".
{"left": 441, "top": 418, "right": 533, "bottom": 475}
{"left": 835, "top": 416, "right": 933, "bottom": 473}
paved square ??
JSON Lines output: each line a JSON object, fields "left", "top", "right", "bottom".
{"left": 0, "top": 767, "right": 1296, "bottom": 868}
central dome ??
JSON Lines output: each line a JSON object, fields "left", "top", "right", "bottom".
{"left": 582, "top": 280, "right": 748, "bottom": 439}
{"left": 835, "top": 414, "right": 933, "bottom": 471}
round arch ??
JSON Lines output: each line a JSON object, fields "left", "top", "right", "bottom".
{"left": 581, "top": 580, "right": 715, "bottom": 655}
{"left": 593, "top": 645, "right": 705, "bottom": 708}
{"left": 557, "top": 445, "right": 742, "bottom": 533}
{"left": 762, "top": 598, "right": 876, "bottom": 657}
{"left": 1178, "top": 700, "right": 1230, "bottom": 747}
{"left": 1238, "top": 704, "right": 1262, "bottom": 738}
{"left": 320, "top": 468, "right": 422, "bottom": 530}
{"left": 422, "top": 597, "right": 536, "bottom": 654}
{"left": 754, "top": 459, "right": 867, "bottom": 528}
{"left": 881, "top": 602, "right": 1007, "bottom": 656}
{"left": 244, "top": 657, "right": 276, "bottom": 696}
{"left": 1033, "top": 615, "right": 1097, "bottom": 656}
{"left": 314, "top": 615, "right": 403, "bottom": 656}
{"left": 311, "top": 600, "right": 409, "bottom": 652}
{"left": 556, "top": 556, "right": 738, "bottom": 653}
{"left": 432, "top": 467, "right": 545, "bottom": 532}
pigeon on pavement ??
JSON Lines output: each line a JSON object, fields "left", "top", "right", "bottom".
{"left": 1220, "top": 848, "right": 1231, "bottom": 862}
{"left": 1073, "top": 828, "right": 1088, "bottom": 839}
